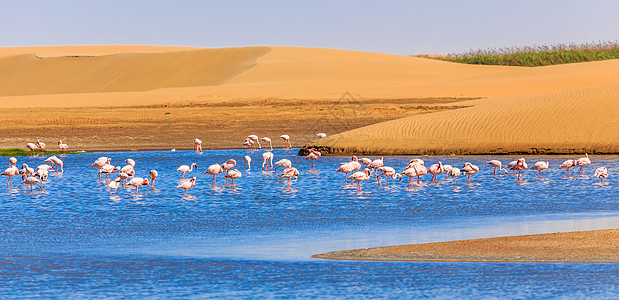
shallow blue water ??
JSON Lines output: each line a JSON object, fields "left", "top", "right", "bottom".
{"left": 0, "top": 150, "right": 617, "bottom": 298}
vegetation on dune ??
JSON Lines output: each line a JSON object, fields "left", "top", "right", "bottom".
{"left": 0, "top": 148, "right": 82, "bottom": 157}
{"left": 426, "top": 41, "right": 619, "bottom": 67}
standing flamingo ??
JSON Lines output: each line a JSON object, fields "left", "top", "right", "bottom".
{"left": 449, "top": 167, "right": 461, "bottom": 186}
{"left": 194, "top": 138, "right": 203, "bottom": 153}
{"left": 204, "top": 163, "right": 223, "bottom": 187}
{"left": 128, "top": 177, "right": 149, "bottom": 195}
{"left": 305, "top": 149, "right": 321, "bottom": 170}
{"left": 177, "top": 177, "right": 197, "bottom": 195}
{"left": 279, "top": 167, "right": 299, "bottom": 188}
{"left": 19, "top": 163, "right": 35, "bottom": 180}
{"left": 260, "top": 137, "right": 273, "bottom": 151}
{"left": 427, "top": 162, "right": 443, "bottom": 183}
{"left": 559, "top": 159, "right": 577, "bottom": 177}
{"left": 280, "top": 135, "right": 292, "bottom": 149}
{"left": 36, "top": 139, "right": 46, "bottom": 156}
{"left": 262, "top": 152, "right": 274, "bottom": 171}
{"left": 274, "top": 159, "right": 292, "bottom": 177}
{"left": 221, "top": 159, "right": 237, "bottom": 185}
{"left": 26, "top": 143, "right": 37, "bottom": 157}
{"left": 177, "top": 163, "right": 197, "bottom": 180}
{"left": 461, "top": 162, "right": 479, "bottom": 183}
{"left": 349, "top": 156, "right": 362, "bottom": 184}
{"left": 23, "top": 175, "right": 43, "bottom": 192}
{"left": 510, "top": 158, "right": 528, "bottom": 181}
{"left": 575, "top": 153, "right": 591, "bottom": 175}
{"left": 248, "top": 135, "right": 261, "bottom": 150}
{"left": 349, "top": 169, "right": 372, "bottom": 192}
{"left": 100, "top": 164, "right": 120, "bottom": 184}
{"left": 1, "top": 165, "right": 19, "bottom": 189}
{"left": 376, "top": 166, "right": 401, "bottom": 186}
{"left": 336, "top": 162, "right": 355, "bottom": 184}
{"left": 149, "top": 170, "right": 158, "bottom": 188}
{"left": 486, "top": 160, "right": 507, "bottom": 175}
{"left": 224, "top": 169, "right": 242, "bottom": 188}
{"left": 243, "top": 139, "right": 254, "bottom": 151}
{"left": 403, "top": 163, "right": 427, "bottom": 185}
{"left": 594, "top": 167, "right": 608, "bottom": 183}
{"left": 244, "top": 155, "right": 252, "bottom": 171}
{"left": 442, "top": 164, "right": 453, "bottom": 179}
{"left": 505, "top": 160, "right": 518, "bottom": 175}
{"left": 530, "top": 161, "right": 549, "bottom": 178}
{"left": 91, "top": 157, "right": 110, "bottom": 180}
{"left": 58, "top": 140, "right": 68, "bottom": 154}
{"left": 316, "top": 133, "right": 327, "bottom": 139}
{"left": 108, "top": 177, "right": 122, "bottom": 195}
{"left": 369, "top": 157, "right": 384, "bottom": 179}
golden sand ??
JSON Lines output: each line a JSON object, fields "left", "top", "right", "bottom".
{"left": 313, "top": 229, "right": 619, "bottom": 263}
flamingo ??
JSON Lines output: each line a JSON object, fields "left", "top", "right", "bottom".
{"left": 442, "top": 164, "right": 453, "bottom": 179}
{"left": 244, "top": 155, "right": 252, "bottom": 171}
{"left": 262, "top": 152, "right": 274, "bottom": 171}
{"left": 127, "top": 177, "right": 149, "bottom": 195}
{"left": 36, "top": 168, "right": 48, "bottom": 188}
{"left": 369, "top": 157, "right": 384, "bottom": 179}
{"left": 117, "top": 172, "right": 129, "bottom": 187}
{"left": 91, "top": 157, "right": 111, "bottom": 180}
{"left": 349, "top": 169, "right": 372, "bottom": 191}
{"left": 316, "top": 133, "right": 327, "bottom": 139}
{"left": 194, "top": 138, "right": 203, "bottom": 153}
{"left": 274, "top": 159, "right": 292, "bottom": 177}
{"left": 177, "top": 163, "right": 197, "bottom": 180}
{"left": 248, "top": 135, "right": 261, "bottom": 150}
{"left": 594, "top": 167, "right": 608, "bottom": 183}
{"left": 9, "top": 157, "right": 17, "bottom": 168}
{"left": 44, "top": 156, "right": 64, "bottom": 172}
{"left": 1, "top": 165, "right": 19, "bottom": 189}
{"left": 575, "top": 153, "right": 591, "bottom": 175}
{"left": 58, "top": 140, "right": 68, "bottom": 154}
{"left": 36, "top": 139, "right": 46, "bottom": 156}
{"left": 359, "top": 158, "right": 372, "bottom": 167}
{"left": 204, "top": 163, "right": 223, "bottom": 187}
{"left": 530, "top": 161, "right": 549, "bottom": 178}
{"left": 243, "top": 139, "right": 254, "bottom": 151}
{"left": 221, "top": 159, "right": 237, "bottom": 184}
{"left": 23, "top": 175, "right": 43, "bottom": 192}
{"left": 149, "top": 170, "right": 158, "bottom": 188}
{"left": 125, "top": 158, "right": 136, "bottom": 168}
{"left": 100, "top": 164, "right": 120, "bottom": 184}
{"left": 19, "top": 163, "right": 35, "bottom": 180}
{"left": 177, "top": 177, "right": 197, "bottom": 195}
{"left": 427, "top": 161, "right": 443, "bottom": 183}
{"left": 486, "top": 160, "right": 507, "bottom": 175}
{"left": 261, "top": 137, "right": 273, "bottom": 151}
{"left": 224, "top": 169, "right": 242, "bottom": 188}
{"left": 120, "top": 163, "right": 135, "bottom": 179}
{"left": 401, "top": 163, "right": 427, "bottom": 186}
{"left": 336, "top": 162, "right": 355, "bottom": 184}
{"left": 449, "top": 167, "right": 461, "bottom": 186}
{"left": 377, "top": 166, "right": 401, "bottom": 186}
{"left": 108, "top": 177, "right": 122, "bottom": 195}
{"left": 510, "top": 158, "right": 528, "bottom": 181}
{"left": 279, "top": 167, "right": 299, "bottom": 188}
{"left": 505, "top": 160, "right": 518, "bottom": 175}
{"left": 26, "top": 143, "right": 37, "bottom": 157}
{"left": 305, "top": 149, "right": 321, "bottom": 170}
{"left": 406, "top": 158, "right": 425, "bottom": 168}
{"left": 280, "top": 135, "right": 292, "bottom": 150}
{"left": 559, "top": 159, "right": 577, "bottom": 177}
{"left": 349, "top": 156, "right": 362, "bottom": 184}
{"left": 461, "top": 162, "right": 479, "bottom": 183}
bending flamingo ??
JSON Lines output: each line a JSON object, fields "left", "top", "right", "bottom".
{"left": 44, "top": 156, "right": 64, "bottom": 172}
{"left": 26, "top": 143, "right": 37, "bottom": 157}
{"left": 260, "top": 137, "right": 273, "bottom": 151}
{"left": 274, "top": 159, "right": 292, "bottom": 177}
{"left": 244, "top": 155, "right": 251, "bottom": 171}
{"left": 336, "top": 162, "right": 355, "bottom": 184}
{"left": 248, "top": 135, "right": 261, "bottom": 150}
{"left": 108, "top": 178, "right": 122, "bottom": 196}
{"left": 369, "top": 157, "right": 384, "bottom": 179}
{"left": 280, "top": 135, "right": 292, "bottom": 149}
{"left": 149, "top": 170, "right": 158, "bottom": 188}
{"left": 91, "top": 157, "right": 111, "bottom": 180}
{"left": 530, "top": 161, "right": 549, "bottom": 178}
{"left": 262, "top": 152, "right": 274, "bottom": 171}
{"left": 377, "top": 166, "right": 401, "bottom": 186}
{"left": 486, "top": 160, "right": 507, "bottom": 175}
{"left": 442, "top": 164, "right": 453, "bottom": 179}
{"left": 23, "top": 175, "right": 43, "bottom": 192}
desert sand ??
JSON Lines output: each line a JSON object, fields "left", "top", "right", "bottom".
{"left": 0, "top": 45, "right": 617, "bottom": 152}
{"left": 313, "top": 229, "right": 619, "bottom": 263}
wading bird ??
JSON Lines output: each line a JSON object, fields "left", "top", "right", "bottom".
{"left": 594, "top": 167, "right": 608, "bottom": 183}
{"left": 461, "top": 162, "right": 479, "bottom": 183}
{"left": 349, "top": 169, "right": 372, "bottom": 191}
{"left": 279, "top": 167, "right": 299, "bottom": 188}
{"left": 486, "top": 160, "right": 507, "bottom": 175}
{"left": 128, "top": 177, "right": 149, "bottom": 195}
{"left": 224, "top": 169, "right": 242, "bottom": 188}
{"left": 177, "top": 177, "right": 196, "bottom": 195}
{"left": 205, "top": 164, "right": 223, "bottom": 187}
{"left": 177, "top": 163, "right": 197, "bottom": 180}
{"left": 280, "top": 135, "right": 292, "bottom": 149}
{"left": 305, "top": 149, "right": 321, "bottom": 170}
{"left": 530, "top": 161, "right": 549, "bottom": 178}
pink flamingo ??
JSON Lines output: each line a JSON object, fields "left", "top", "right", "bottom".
{"left": 9, "top": 157, "right": 17, "bottom": 167}
{"left": 349, "top": 156, "right": 362, "bottom": 184}
{"left": 442, "top": 164, "right": 453, "bottom": 179}
{"left": 510, "top": 158, "right": 528, "bottom": 181}
{"left": 36, "top": 168, "right": 48, "bottom": 188}
{"left": 316, "top": 133, "right": 327, "bottom": 138}
{"left": 19, "top": 163, "right": 35, "bottom": 180}
{"left": 486, "top": 160, "right": 507, "bottom": 175}
{"left": 336, "top": 162, "right": 355, "bottom": 184}
{"left": 449, "top": 167, "right": 461, "bottom": 186}
{"left": 305, "top": 149, "right": 321, "bottom": 170}
{"left": 280, "top": 135, "right": 292, "bottom": 149}
{"left": 530, "top": 161, "right": 549, "bottom": 178}
{"left": 559, "top": 159, "right": 577, "bottom": 177}
{"left": 401, "top": 163, "right": 427, "bottom": 185}
{"left": 221, "top": 159, "right": 237, "bottom": 185}
{"left": 128, "top": 177, "right": 149, "bottom": 195}
{"left": 224, "top": 169, "right": 242, "bottom": 188}
{"left": 349, "top": 169, "right": 372, "bottom": 191}
{"left": 100, "top": 164, "right": 120, "bottom": 184}
{"left": 427, "top": 161, "right": 443, "bottom": 183}
{"left": 461, "top": 162, "right": 479, "bottom": 183}
{"left": 244, "top": 155, "right": 251, "bottom": 171}
{"left": 248, "top": 135, "right": 261, "bottom": 150}
{"left": 44, "top": 156, "right": 64, "bottom": 172}
{"left": 243, "top": 139, "right": 254, "bottom": 151}
{"left": 575, "top": 153, "right": 591, "bottom": 175}
{"left": 359, "top": 157, "right": 372, "bottom": 167}
{"left": 91, "top": 157, "right": 110, "bottom": 180}
{"left": 369, "top": 157, "right": 384, "bottom": 179}
{"left": 26, "top": 143, "right": 37, "bottom": 157}
{"left": 177, "top": 177, "right": 197, "bottom": 195}
{"left": 194, "top": 138, "right": 203, "bottom": 153}
{"left": 36, "top": 139, "right": 46, "bottom": 156}
{"left": 108, "top": 177, "right": 122, "bottom": 195}
{"left": 149, "top": 170, "right": 158, "bottom": 188}
{"left": 58, "top": 140, "right": 68, "bottom": 154}
{"left": 406, "top": 158, "right": 425, "bottom": 168}
{"left": 279, "top": 167, "right": 299, "bottom": 188}
{"left": 594, "top": 167, "right": 608, "bottom": 183}
{"left": 204, "top": 163, "right": 223, "bottom": 187}
{"left": 505, "top": 160, "right": 518, "bottom": 175}
{"left": 23, "top": 175, "right": 43, "bottom": 192}
{"left": 1, "top": 165, "right": 19, "bottom": 189}
{"left": 274, "top": 159, "right": 292, "bottom": 178}
{"left": 262, "top": 152, "right": 274, "bottom": 171}
{"left": 261, "top": 137, "right": 273, "bottom": 151}
{"left": 377, "top": 166, "right": 401, "bottom": 186}
{"left": 177, "top": 163, "right": 197, "bottom": 180}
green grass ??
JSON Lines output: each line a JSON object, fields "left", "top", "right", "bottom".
{"left": 429, "top": 41, "right": 619, "bottom": 67}
{"left": 0, "top": 148, "right": 83, "bottom": 157}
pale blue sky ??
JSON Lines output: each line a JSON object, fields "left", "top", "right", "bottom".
{"left": 1, "top": 0, "right": 618, "bottom": 55}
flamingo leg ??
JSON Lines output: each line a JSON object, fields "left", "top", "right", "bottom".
{"left": 417, "top": 176, "right": 420, "bottom": 185}
{"left": 468, "top": 174, "right": 471, "bottom": 183}
{"left": 517, "top": 171, "right": 521, "bottom": 181}
{"left": 312, "top": 160, "right": 315, "bottom": 170}
{"left": 212, "top": 175, "right": 216, "bottom": 187}
{"left": 357, "top": 182, "right": 361, "bottom": 192}
{"left": 386, "top": 178, "right": 389, "bottom": 187}
{"left": 135, "top": 186, "right": 138, "bottom": 195}
{"left": 231, "top": 180, "right": 235, "bottom": 188}
{"left": 408, "top": 177, "right": 413, "bottom": 187}
{"left": 537, "top": 171, "right": 541, "bottom": 178}
{"left": 288, "top": 178, "right": 292, "bottom": 188}
{"left": 453, "top": 177, "right": 457, "bottom": 186}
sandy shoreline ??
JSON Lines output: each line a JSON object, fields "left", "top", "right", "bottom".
{"left": 313, "top": 229, "right": 619, "bottom": 263}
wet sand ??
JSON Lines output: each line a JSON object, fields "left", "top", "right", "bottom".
{"left": 313, "top": 229, "right": 619, "bottom": 263}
